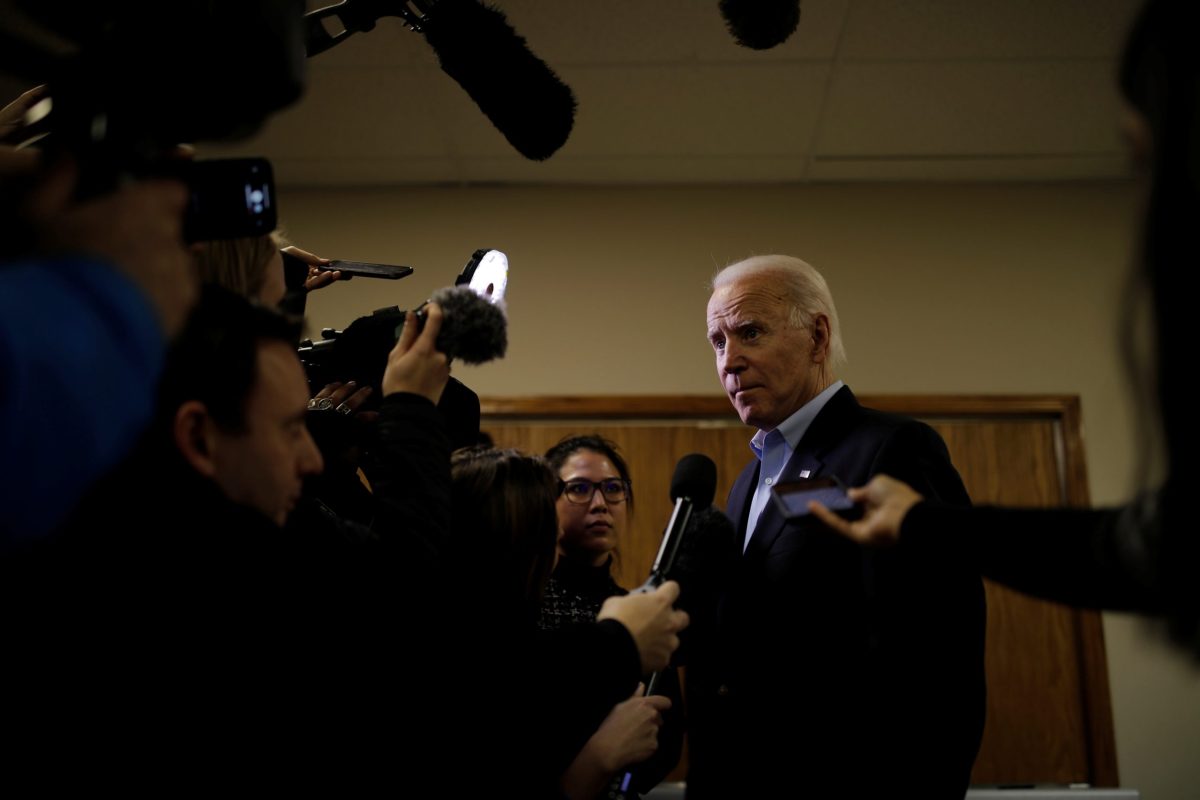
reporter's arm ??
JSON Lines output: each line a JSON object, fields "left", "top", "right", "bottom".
{"left": 359, "top": 306, "right": 452, "bottom": 560}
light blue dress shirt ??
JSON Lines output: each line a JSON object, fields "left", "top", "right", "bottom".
{"left": 743, "top": 380, "right": 845, "bottom": 552}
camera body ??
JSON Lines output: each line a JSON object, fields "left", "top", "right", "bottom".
{"left": 180, "top": 157, "right": 277, "bottom": 242}
{"left": 1, "top": 2, "right": 304, "bottom": 239}
{"left": 299, "top": 306, "right": 408, "bottom": 397}
{"left": 298, "top": 249, "right": 509, "bottom": 397}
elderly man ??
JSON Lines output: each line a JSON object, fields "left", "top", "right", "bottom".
{"left": 686, "top": 255, "right": 986, "bottom": 798}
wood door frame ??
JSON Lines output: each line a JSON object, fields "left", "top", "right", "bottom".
{"left": 480, "top": 393, "right": 1118, "bottom": 786}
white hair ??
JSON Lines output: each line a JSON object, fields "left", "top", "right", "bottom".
{"left": 711, "top": 254, "right": 847, "bottom": 367}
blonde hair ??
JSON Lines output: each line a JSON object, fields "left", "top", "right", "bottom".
{"left": 192, "top": 233, "right": 280, "bottom": 299}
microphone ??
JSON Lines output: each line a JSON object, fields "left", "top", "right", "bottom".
{"left": 635, "top": 453, "right": 717, "bottom": 593}
{"left": 420, "top": 0, "right": 577, "bottom": 161}
{"left": 718, "top": 0, "right": 802, "bottom": 50}
{"left": 611, "top": 453, "right": 717, "bottom": 800}
{"left": 421, "top": 284, "right": 507, "bottom": 365}
{"left": 304, "top": 0, "right": 577, "bottom": 160}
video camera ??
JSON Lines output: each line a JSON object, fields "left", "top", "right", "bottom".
{"left": 298, "top": 247, "right": 508, "bottom": 396}
{"left": 0, "top": 1, "right": 307, "bottom": 242}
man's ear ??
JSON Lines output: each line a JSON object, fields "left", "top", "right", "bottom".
{"left": 173, "top": 400, "right": 219, "bottom": 478}
{"left": 810, "top": 313, "right": 832, "bottom": 363}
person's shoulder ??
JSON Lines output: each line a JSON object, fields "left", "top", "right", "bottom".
{"left": 841, "top": 394, "right": 935, "bottom": 441}
{"left": 855, "top": 403, "right": 939, "bottom": 438}
{"left": 840, "top": 399, "right": 952, "bottom": 468}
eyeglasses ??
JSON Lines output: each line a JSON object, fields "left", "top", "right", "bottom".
{"left": 558, "top": 478, "right": 631, "bottom": 505}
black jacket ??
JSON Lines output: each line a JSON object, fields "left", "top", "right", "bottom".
{"left": 686, "top": 386, "right": 986, "bottom": 799}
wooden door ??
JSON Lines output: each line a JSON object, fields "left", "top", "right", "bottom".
{"left": 480, "top": 394, "right": 1117, "bottom": 787}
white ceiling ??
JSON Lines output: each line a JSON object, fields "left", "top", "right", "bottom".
{"left": 203, "top": 0, "right": 1146, "bottom": 186}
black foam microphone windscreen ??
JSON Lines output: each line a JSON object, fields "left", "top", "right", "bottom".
{"left": 421, "top": 0, "right": 577, "bottom": 160}
{"left": 426, "top": 285, "right": 507, "bottom": 365}
{"left": 670, "top": 453, "right": 718, "bottom": 508}
{"left": 719, "top": 0, "right": 801, "bottom": 50}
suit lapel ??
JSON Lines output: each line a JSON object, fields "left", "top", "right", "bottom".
{"left": 725, "top": 459, "right": 758, "bottom": 554}
{"left": 742, "top": 386, "right": 862, "bottom": 560}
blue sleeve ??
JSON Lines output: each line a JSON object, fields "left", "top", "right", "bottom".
{"left": 0, "top": 256, "right": 166, "bottom": 544}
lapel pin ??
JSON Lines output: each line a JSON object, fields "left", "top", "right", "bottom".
{"left": 799, "top": 469, "right": 812, "bottom": 479}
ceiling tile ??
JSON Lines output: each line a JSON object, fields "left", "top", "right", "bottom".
{"left": 494, "top": 0, "right": 850, "bottom": 63}
{"left": 815, "top": 61, "right": 1124, "bottom": 156}
{"left": 200, "top": 66, "right": 454, "bottom": 160}
{"left": 267, "top": 156, "right": 462, "bottom": 187}
{"left": 530, "top": 63, "right": 830, "bottom": 157}
{"left": 107, "top": 2, "right": 1150, "bottom": 187}
{"left": 838, "top": 0, "right": 1143, "bottom": 60}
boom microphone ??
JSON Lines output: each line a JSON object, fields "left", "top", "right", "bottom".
{"left": 719, "top": 0, "right": 801, "bottom": 50}
{"left": 420, "top": 0, "right": 576, "bottom": 161}
{"left": 304, "top": 0, "right": 577, "bottom": 160}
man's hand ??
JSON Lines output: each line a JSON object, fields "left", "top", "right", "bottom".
{"left": 598, "top": 581, "right": 690, "bottom": 674}
{"left": 308, "top": 380, "right": 378, "bottom": 421}
{"left": 381, "top": 305, "right": 450, "bottom": 404}
{"left": 809, "top": 474, "right": 923, "bottom": 547}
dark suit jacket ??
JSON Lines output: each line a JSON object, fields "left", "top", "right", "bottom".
{"left": 686, "top": 386, "right": 986, "bottom": 799}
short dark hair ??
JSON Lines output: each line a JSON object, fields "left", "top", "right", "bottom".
{"left": 159, "top": 284, "right": 302, "bottom": 433}
{"left": 544, "top": 434, "right": 634, "bottom": 509}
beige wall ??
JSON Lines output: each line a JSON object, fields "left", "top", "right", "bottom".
{"left": 280, "top": 181, "right": 1198, "bottom": 799}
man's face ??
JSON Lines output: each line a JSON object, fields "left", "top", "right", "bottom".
{"left": 210, "top": 340, "right": 324, "bottom": 525}
{"left": 706, "top": 272, "right": 823, "bottom": 432}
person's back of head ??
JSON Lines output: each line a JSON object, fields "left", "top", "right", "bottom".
{"left": 191, "top": 234, "right": 286, "bottom": 306}
{"left": 450, "top": 446, "right": 560, "bottom": 618}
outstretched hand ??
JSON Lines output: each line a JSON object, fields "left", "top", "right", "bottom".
{"left": 808, "top": 474, "right": 923, "bottom": 547}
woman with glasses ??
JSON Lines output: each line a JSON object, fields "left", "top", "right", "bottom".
{"left": 540, "top": 435, "right": 636, "bottom": 629}
{"left": 540, "top": 435, "right": 684, "bottom": 799}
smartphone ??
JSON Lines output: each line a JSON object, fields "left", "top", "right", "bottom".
{"left": 322, "top": 260, "right": 414, "bottom": 280}
{"left": 772, "top": 476, "right": 856, "bottom": 520}
{"left": 182, "top": 157, "right": 276, "bottom": 242}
